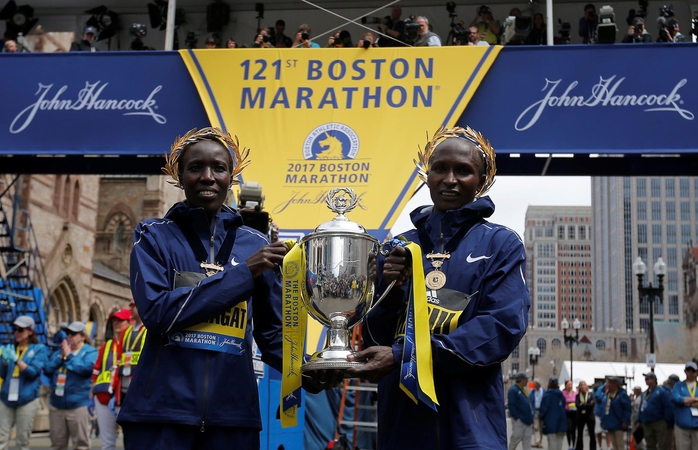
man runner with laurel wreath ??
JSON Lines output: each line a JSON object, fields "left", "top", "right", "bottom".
{"left": 117, "top": 127, "right": 291, "bottom": 449}
{"left": 344, "top": 126, "right": 530, "bottom": 449}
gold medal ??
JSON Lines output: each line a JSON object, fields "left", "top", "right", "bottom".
{"left": 425, "top": 271, "right": 446, "bottom": 290}
{"left": 425, "top": 252, "right": 450, "bottom": 290}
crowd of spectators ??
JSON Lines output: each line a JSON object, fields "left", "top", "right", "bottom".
{"left": 508, "top": 362, "right": 698, "bottom": 450}
{"left": 0, "top": 3, "right": 694, "bottom": 53}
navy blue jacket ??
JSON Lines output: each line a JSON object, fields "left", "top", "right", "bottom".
{"left": 509, "top": 384, "right": 534, "bottom": 425}
{"left": 600, "top": 389, "right": 632, "bottom": 431}
{"left": 671, "top": 381, "right": 698, "bottom": 429}
{"left": 44, "top": 345, "right": 98, "bottom": 409}
{"left": 540, "top": 388, "right": 567, "bottom": 434}
{"left": 638, "top": 385, "right": 673, "bottom": 424}
{"left": 0, "top": 343, "right": 49, "bottom": 407}
{"left": 363, "top": 197, "right": 530, "bottom": 449}
{"left": 594, "top": 384, "right": 606, "bottom": 417}
{"left": 118, "top": 202, "right": 283, "bottom": 430}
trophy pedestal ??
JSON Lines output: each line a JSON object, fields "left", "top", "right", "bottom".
{"left": 301, "top": 314, "right": 364, "bottom": 373}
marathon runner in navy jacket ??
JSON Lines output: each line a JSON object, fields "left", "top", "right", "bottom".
{"left": 117, "top": 128, "right": 289, "bottom": 449}
{"left": 345, "top": 126, "right": 530, "bottom": 449}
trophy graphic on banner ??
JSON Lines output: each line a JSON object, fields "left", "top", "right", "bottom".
{"left": 294, "top": 187, "right": 396, "bottom": 372}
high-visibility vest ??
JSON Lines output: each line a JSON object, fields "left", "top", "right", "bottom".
{"left": 121, "top": 324, "right": 147, "bottom": 367}
{"left": 92, "top": 340, "right": 117, "bottom": 395}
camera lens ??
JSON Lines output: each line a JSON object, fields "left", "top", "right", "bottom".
{"left": 362, "top": 39, "right": 371, "bottom": 48}
{"left": 301, "top": 32, "right": 309, "bottom": 40}
{"left": 262, "top": 34, "right": 269, "bottom": 43}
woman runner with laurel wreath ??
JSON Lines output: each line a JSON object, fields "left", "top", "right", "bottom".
{"left": 117, "top": 128, "right": 290, "bottom": 449}
{"left": 344, "top": 126, "right": 531, "bottom": 449}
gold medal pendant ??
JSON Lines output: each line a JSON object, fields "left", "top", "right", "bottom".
{"left": 425, "top": 271, "right": 446, "bottom": 290}
{"left": 425, "top": 252, "right": 450, "bottom": 290}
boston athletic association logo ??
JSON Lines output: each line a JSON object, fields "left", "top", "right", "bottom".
{"left": 303, "top": 123, "right": 359, "bottom": 160}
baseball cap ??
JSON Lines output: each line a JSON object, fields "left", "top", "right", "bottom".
{"left": 607, "top": 376, "right": 622, "bottom": 383}
{"left": 548, "top": 376, "right": 559, "bottom": 387}
{"left": 632, "top": 17, "right": 644, "bottom": 26}
{"left": 515, "top": 372, "right": 528, "bottom": 382}
{"left": 13, "top": 315, "right": 35, "bottom": 329}
{"left": 84, "top": 26, "right": 98, "bottom": 35}
{"left": 633, "top": 386, "right": 642, "bottom": 392}
{"left": 110, "top": 308, "right": 132, "bottom": 321}
{"left": 66, "top": 321, "right": 86, "bottom": 333}
{"left": 685, "top": 361, "right": 698, "bottom": 371}
{"left": 643, "top": 372, "right": 657, "bottom": 379}
{"left": 668, "top": 374, "right": 680, "bottom": 383}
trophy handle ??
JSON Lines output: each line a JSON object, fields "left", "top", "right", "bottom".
{"left": 363, "top": 280, "right": 397, "bottom": 318}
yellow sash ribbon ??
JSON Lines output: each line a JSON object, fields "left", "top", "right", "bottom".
{"left": 398, "top": 242, "right": 438, "bottom": 408}
{"left": 280, "top": 239, "right": 308, "bottom": 428}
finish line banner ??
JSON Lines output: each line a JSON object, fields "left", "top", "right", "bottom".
{"left": 180, "top": 47, "right": 500, "bottom": 238}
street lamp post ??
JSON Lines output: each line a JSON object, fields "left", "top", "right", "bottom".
{"left": 562, "top": 317, "right": 581, "bottom": 383}
{"left": 632, "top": 257, "right": 666, "bottom": 373}
{"left": 528, "top": 347, "right": 541, "bottom": 380}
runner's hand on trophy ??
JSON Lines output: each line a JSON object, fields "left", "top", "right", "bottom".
{"left": 245, "top": 241, "right": 289, "bottom": 278}
{"left": 382, "top": 245, "right": 412, "bottom": 286}
{"left": 345, "top": 346, "right": 395, "bottom": 382}
{"left": 302, "top": 369, "right": 345, "bottom": 392}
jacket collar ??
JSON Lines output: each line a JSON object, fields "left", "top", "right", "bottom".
{"left": 165, "top": 201, "right": 243, "bottom": 234}
{"left": 409, "top": 196, "right": 495, "bottom": 252}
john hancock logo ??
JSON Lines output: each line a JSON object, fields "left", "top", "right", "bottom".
{"left": 303, "top": 123, "right": 359, "bottom": 160}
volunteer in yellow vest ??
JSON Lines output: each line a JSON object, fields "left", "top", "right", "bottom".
{"left": 119, "top": 300, "right": 146, "bottom": 406}
{"left": 90, "top": 309, "right": 131, "bottom": 450}
{"left": 0, "top": 316, "right": 49, "bottom": 450}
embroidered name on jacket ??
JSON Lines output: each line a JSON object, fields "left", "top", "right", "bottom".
{"left": 168, "top": 303, "right": 248, "bottom": 355}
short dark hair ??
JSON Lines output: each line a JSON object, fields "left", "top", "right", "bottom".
{"left": 584, "top": 3, "right": 595, "bottom": 11}
{"left": 276, "top": 19, "right": 285, "bottom": 27}
{"left": 205, "top": 36, "right": 216, "bottom": 45}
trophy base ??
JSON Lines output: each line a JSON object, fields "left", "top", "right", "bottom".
{"left": 301, "top": 348, "right": 364, "bottom": 373}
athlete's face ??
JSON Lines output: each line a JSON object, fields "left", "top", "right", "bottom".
{"left": 179, "top": 140, "right": 232, "bottom": 222}
{"left": 427, "top": 138, "right": 485, "bottom": 213}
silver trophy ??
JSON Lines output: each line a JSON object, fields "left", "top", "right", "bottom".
{"left": 300, "top": 187, "right": 395, "bottom": 372}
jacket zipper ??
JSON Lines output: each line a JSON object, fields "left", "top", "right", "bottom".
{"left": 201, "top": 352, "right": 211, "bottom": 432}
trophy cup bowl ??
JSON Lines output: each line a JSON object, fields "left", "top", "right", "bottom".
{"left": 299, "top": 188, "right": 392, "bottom": 373}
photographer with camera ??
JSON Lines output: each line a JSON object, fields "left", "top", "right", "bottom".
{"left": 272, "top": 19, "right": 293, "bottom": 48}
{"left": 622, "top": 17, "right": 653, "bottom": 43}
{"left": 658, "top": 18, "right": 689, "bottom": 42}
{"left": 327, "top": 30, "right": 353, "bottom": 48}
{"left": 293, "top": 24, "right": 320, "bottom": 48}
{"left": 358, "top": 32, "right": 377, "bottom": 48}
{"left": 470, "top": 5, "right": 501, "bottom": 45}
{"left": 70, "top": 26, "right": 98, "bottom": 52}
{"left": 413, "top": 16, "right": 442, "bottom": 46}
{"left": 377, "top": 6, "right": 407, "bottom": 47}
{"left": 579, "top": 4, "right": 598, "bottom": 43}
{"left": 253, "top": 27, "right": 275, "bottom": 48}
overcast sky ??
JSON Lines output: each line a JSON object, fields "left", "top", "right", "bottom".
{"left": 390, "top": 176, "right": 593, "bottom": 239}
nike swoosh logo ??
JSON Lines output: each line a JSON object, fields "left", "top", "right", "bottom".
{"left": 231, "top": 257, "right": 239, "bottom": 266}
{"left": 466, "top": 253, "right": 493, "bottom": 263}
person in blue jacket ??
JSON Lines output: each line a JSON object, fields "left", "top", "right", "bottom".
{"left": 0, "top": 315, "right": 49, "bottom": 450}
{"left": 117, "top": 128, "right": 291, "bottom": 449}
{"left": 671, "top": 361, "right": 698, "bottom": 450}
{"left": 509, "top": 371, "right": 534, "bottom": 450}
{"left": 540, "top": 377, "right": 567, "bottom": 450}
{"left": 594, "top": 382, "right": 612, "bottom": 450}
{"left": 44, "top": 321, "right": 98, "bottom": 450}
{"left": 344, "top": 126, "right": 530, "bottom": 449}
{"left": 638, "top": 371, "right": 673, "bottom": 449}
{"left": 600, "top": 376, "right": 631, "bottom": 450}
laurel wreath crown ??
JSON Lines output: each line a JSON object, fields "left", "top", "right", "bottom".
{"left": 162, "top": 127, "right": 251, "bottom": 189}
{"left": 414, "top": 125, "right": 497, "bottom": 198}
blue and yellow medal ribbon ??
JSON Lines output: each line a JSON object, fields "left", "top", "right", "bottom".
{"left": 280, "top": 239, "right": 308, "bottom": 428}
{"left": 399, "top": 242, "right": 438, "bottom": 410}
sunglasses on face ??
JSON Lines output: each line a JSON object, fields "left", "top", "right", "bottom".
{"left": 66, "top": 331, "right": 81, "bottom": 336}
{"left": 12, "top": 327, "right": 27, "bottom": 333}
{"left": 686, "top": 368, "right": 697, "bottom": 373}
